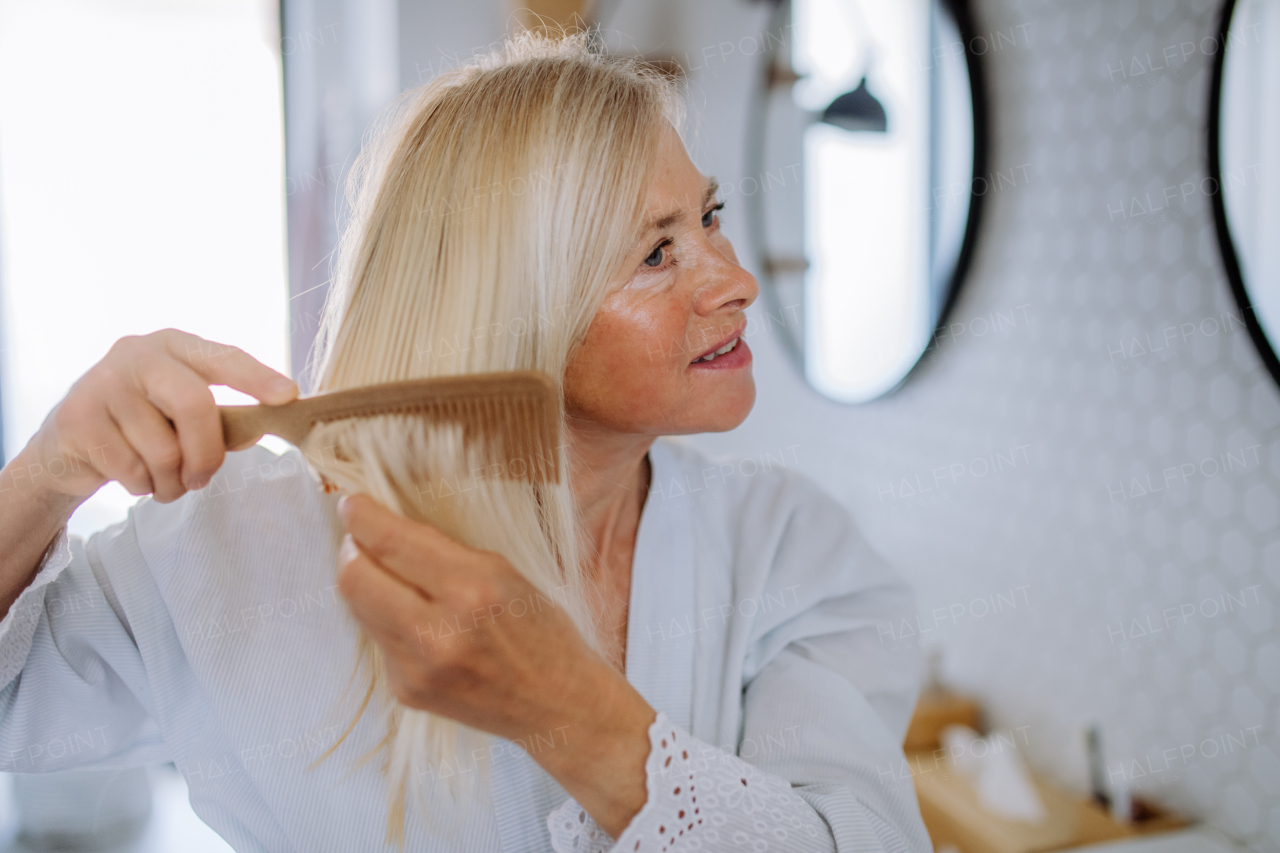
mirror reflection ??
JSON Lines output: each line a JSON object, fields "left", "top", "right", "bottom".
{"left": 1214, "top": 0, "right": 1280, "bottom": 380}
{"left": 748, "top": 0, "right": 982, "bottom": 403}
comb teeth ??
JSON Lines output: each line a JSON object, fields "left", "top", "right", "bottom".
{"left": 220, "top": 370, "right": 562, "bottom": 483}
{"left": 314, "top": 380, "right": 560, "bottom": 484}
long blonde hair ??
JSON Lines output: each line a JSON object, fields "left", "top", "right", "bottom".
{"left": 298, "top": 30, "right": 681, "bottom": 845}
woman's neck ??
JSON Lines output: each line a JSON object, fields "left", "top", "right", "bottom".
{"left": 565, "top": 418, "right": 654, "bottom": 581}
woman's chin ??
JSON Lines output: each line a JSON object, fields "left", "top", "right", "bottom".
{"left": 724, "top": 386, "right": 757, "bottom": 430}
{"left": 676, "top": 381, "right": 756, "bottom": 435}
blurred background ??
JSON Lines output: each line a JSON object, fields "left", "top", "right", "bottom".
{"left": 0, "top": 0, "right": 1275, "bottom": 851}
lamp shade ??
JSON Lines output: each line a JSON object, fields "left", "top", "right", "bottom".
{"left": 820, "top": 77, "right": 888, "bottom": 132}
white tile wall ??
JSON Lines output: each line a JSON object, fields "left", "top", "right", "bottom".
{"left": 664, "top": 0, "right": 1280, "bottom": 849}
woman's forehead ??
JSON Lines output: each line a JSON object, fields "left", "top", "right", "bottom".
{"left": 640, "top": 131, "right": 718, "bottom": 232}
{"left": 639, "top": 172, "right": 718, "bottom": 236}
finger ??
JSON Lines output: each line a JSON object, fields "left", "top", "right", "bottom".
{"left": 135, "top": 358, "right": 226, "bottom": 490}
{"left": 106, "top": 392, "right": 186, "bottom": 502}
{"left": 337, "top": 534, "right": 438, "bottom": 654}
{"left": 159, "top": 329, "right": 298, "bottom": 406}
{"left": 337, "top": 494, "right": 474, "bottom": 589}
{"left": 90, "top": 417, "right": 155, "bottom": 497}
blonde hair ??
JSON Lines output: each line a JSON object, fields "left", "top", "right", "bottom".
{"left": 298, "top": 30, "right": 681, "bottom": 846}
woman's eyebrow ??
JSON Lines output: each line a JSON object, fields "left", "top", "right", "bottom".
{"left": 641, "top": 177, "right": 720, "bottom": 236}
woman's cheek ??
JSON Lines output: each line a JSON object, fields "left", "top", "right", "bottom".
{"left": 600, "top": 291, "right": 667, "bottom": 351}
{"left": 594, "top": 285, "right": 691, "bottom": 386}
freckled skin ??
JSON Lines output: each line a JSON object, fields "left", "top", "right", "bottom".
{"left": 564, "top": 123, "right": 759, "bottom": 437}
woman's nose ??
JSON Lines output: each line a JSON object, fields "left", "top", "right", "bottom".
{"left": 694, "top": 240, "right": 759, "bottom": 315}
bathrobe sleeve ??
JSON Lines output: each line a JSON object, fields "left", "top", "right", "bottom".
{"left": 548, "top": 468, "right": 931, "bottom": 852}
{"left": 0, "top": 520, "right": 170, "bottom": 773}
{"left": 548, "top": 709, "right": 838, "bottom": 853}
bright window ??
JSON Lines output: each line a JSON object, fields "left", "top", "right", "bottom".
{"left": 0, "top": 0, "right": 290, "bottom": 538}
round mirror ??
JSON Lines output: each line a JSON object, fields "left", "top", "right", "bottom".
{"left": 1210, "top": 0, "right": 1280, "bottom": 385}
{"left": 745, "top": 0, "right": 987, "bottom": 404}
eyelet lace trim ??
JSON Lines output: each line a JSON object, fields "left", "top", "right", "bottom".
{"left": 547, "top": 711, "right": 830, "bottom": 852}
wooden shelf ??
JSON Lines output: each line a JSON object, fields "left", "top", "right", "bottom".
{"left": 902, "top": 692, "right": 1188, "bottom": 853}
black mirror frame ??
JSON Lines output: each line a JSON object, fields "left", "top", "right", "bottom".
{"left": 743, "top": 0, "right": 990, "bottom": 396}
{"left": 1206, "top": 0, "right": 1280, "bottom": 388}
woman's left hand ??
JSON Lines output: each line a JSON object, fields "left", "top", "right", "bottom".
{"left": 334, "top": 492, "right": 655, "bottom": 837}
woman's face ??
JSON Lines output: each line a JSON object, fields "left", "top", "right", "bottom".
{"left": 564, "top": 123, "right": 758, "bottom": 437}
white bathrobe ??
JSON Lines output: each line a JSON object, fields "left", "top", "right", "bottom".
{"left": 0, "top": 437, "right": 930, "bottom": 852}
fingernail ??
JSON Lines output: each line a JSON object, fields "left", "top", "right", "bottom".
{"left": 337, "top": 494, "right": 349, "bottom": 516}
{"left": 339, "top": 533, "right": 358, "bottom": 561}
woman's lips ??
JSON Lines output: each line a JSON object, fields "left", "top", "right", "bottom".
{"left": 688, "top": 336, "right": 751, "bottom": 370}
{"left": 691, "top": 325, "right": 745, "bottom": 361}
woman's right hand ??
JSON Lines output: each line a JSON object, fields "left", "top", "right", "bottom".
{"left": 20, "top": 328, "right": 298, "bottom": 505}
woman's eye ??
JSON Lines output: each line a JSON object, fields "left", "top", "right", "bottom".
{"left": 644, "top": 240, "right": 671, "bottom": 268}
{"left": 702, "top": 201, "right": 725, "bottom": 228}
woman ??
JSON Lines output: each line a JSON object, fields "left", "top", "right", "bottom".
{"left": 0, "top": 32, "right": 929, "bottom": 853}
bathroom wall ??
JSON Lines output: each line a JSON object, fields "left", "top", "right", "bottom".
{"left": 653, "top": 0, "right": 1278, "bottom": 848}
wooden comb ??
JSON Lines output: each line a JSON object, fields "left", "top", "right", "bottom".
{"left": 218, "top": 370, "right": 561, "bottom": 483}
